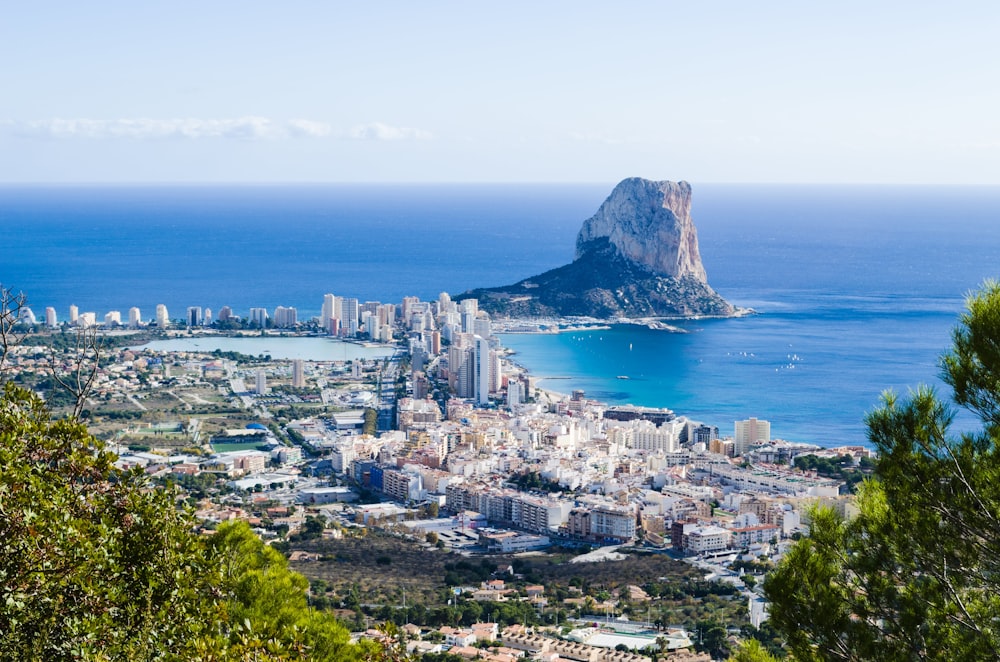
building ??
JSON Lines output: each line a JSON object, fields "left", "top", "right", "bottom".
{"left": 342, "top": 298, "right": 359, "bottom": 335}
{"left": 730, "top": 524, "right": 781, "bottom": 548}
{"left": 734, "top": 417, "right": 770, "bottom": 455}
{"left": 69, "top": 304, "right": 79, "bottom": 325}
{"left": 621, "top": 419, "right": 684, "bottom": 453}
{"left": 377, "top": 302, "right": 395, "bottom": 328}
{"left": 186, "top": 306, "right": 202, "bottom": 327}
{"left": 297, "top": 486, "right": 358, "bottom": 504}
{"left": 272, "top": 445, "right": 303, "bottom": 466}
{"left": 478, "top": 529, "right": 550, "bottom": 553}
{"left": 686, "top": 525, "right": 732, "bottom": 554}
{"left": 709, "top": 463, "right": 841, "bottom": 496}
{"left": 255, "top": 370, "right": 267, "bottom": 395}
{"left": 104, "top": 310, "right": 121, "bottom": 326}
{"left": 128, "top": 306, "right": 141, "bottom": 328}
{"left": 691, "top": 424, "right": 719, "bottom": 445}
{"left": 590, "top": 504, "right": 637, "bottom": 541}
{"left": 397, "top": 398, "right": 442, "bottom": 432}
{"left": 381, "top": 467, "right": 420, "bottom": 502}
{"left": 604, "top": 405, "right": 676, "bottom": 426}
{"left": 450, "top": 345, "right": 475, "bottom": 399}
{"left": 569, "top": 503, "right": 636, "bottom": 542}
{"left": 507, "top": 380, "right": 522, "bottom": 408}
{"left": 292, "top": 359, "right": 305, "bottom": 387}
{"left": 321, "top": 293, "right": 336, "bottom": 333}
{"left": 45, "top": 306, "right": 57, "bottom": 328}
{"left": 155, "top": 304, "right": 169, "bottom": 327}
{"left": 273, "top": 306, "right": 297, "bottom": 328}
{"left": 249, "top": 307, "right": 269, "bottom": 328}
{"left": 472, "top": 317, "right": 492, "bottom": 339}
{"left": 475, "top": 335, "right": 491, "bottom": 405}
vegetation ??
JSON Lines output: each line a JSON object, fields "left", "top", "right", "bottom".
{"left": 728, "top": 638, "right": 781, "bottom": 662}
{"left": 0, "top": 381, "right": 378, "bottom": 661}
{"left": 508, "top": 470, "right": 564, "bottom": 493}
{"left": 792, "top": 453, "right": 873, "bottom": 493}
{"left": 208, "top": 348, "right": 271, "bottom": 363}
{"left": 290, "top": 530, "right": 747, "bottom": 633}
{"left": 363, "top": 407, "right": 378, "bottom": 436}
{"left": 765, "top": 281, "right": 1000, "bottom": 660}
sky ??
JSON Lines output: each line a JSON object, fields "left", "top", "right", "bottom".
{"left": 2, "top": 2, "right": 999, "bottom": 184}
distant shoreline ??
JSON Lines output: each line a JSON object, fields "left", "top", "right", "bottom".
{"left": 494, "top": 308, "right": 757, "bottom": 336}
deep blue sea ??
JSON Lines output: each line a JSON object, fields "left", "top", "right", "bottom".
{"left": 4, "top": 183, "right": 1000, "bottom": 447}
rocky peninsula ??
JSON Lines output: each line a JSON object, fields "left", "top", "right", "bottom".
{"left": 459, "top": 177, "right": 736, "bottom": 319}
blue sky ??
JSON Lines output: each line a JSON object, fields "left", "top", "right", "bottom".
{"left": 2, "top": 2, "right": 998, "bottom": 184}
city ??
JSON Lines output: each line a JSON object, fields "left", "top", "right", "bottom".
{"left": 2, "top": 289, "right": 874, "bottom": 660}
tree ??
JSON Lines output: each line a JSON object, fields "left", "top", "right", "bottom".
{"left": 727, "top": 639, "right": 781, "bottom": 662}
{"left": 695, "top": 620, "right": 731, "bottom": 660}
{"left": 0, "top": 381, "right": 382, "bottom": 661}
{"left": 48, "top": 325, "right": 103, "bottom": 419}
{"left": 0, "top": 381, "right": 215, "bottom": 660}
{"left": 363, "top": 407, "right": 378, "bottom": 436}
{"left": 0, "top": 284, "right": 28, "bottom": 379}
{"left": 207, "top": 521, "right": 377, "bottom": 661}
{"left": 765, "top": 281, "right": 1000, "bottom": 660}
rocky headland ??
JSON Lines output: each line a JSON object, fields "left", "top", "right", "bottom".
{"left": 459, "top": 177, "right": 737, "bottom": 319}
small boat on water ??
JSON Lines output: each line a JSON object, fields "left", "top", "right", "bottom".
{"left": 617, "top": 375, "right": 630, "bottom": 380}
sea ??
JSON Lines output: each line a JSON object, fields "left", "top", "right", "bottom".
{"left": 4, "top": 183, "right": 1000, "bottom": 447}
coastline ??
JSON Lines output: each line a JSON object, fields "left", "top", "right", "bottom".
{"left": 531, "top": 377, "right": 572, "bottom": 404}
{"left": 492, "top": 308, "right": 757, "bottom": 336}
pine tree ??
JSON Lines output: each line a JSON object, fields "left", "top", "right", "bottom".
{"left": 765, "top": 281, "right": 1000, "bottom": 660}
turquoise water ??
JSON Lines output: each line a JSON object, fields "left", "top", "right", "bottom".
{"left": 502, "top": 298, "right": 960, "bottom": 446}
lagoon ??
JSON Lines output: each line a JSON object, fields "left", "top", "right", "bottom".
{"left": 136, "top": 336, "right": 395, "bottom": 362}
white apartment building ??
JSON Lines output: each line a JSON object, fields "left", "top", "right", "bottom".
{"left": 709, "top": 464, "right": 841, "bottom": 496}
{"left": 590, "top": 504, "right": 637, "bottom": 541}
{"left": 687, "top": 525, "right": 732, "bottom": 554}
{"left": 155, "top": 304, "right": 169, "bottom": 327}
{"left": 273, "top": 306, "right": 297, "bottom": 328}
{"left": 734, "top": 417, "right": 770, "bottom": 455}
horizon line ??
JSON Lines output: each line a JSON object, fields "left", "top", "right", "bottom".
{"left": 2, "top": 180, "right": 1000, "bottom": 188}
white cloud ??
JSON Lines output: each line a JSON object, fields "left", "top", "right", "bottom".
{"left": 349, "top": 122, "right": 432, "bottom": 141}
{"left": 286, "top": 118, "right": 333, "bottom": 138}
{"left": 11, "top": 117, "right": 284, "bottom": 140}
{"left": 2, "top": 117, "right": 433, "bottom": 142}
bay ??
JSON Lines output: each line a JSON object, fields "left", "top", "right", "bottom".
{"left": 4, "top": 182, "right": 1000, "bottom": 447}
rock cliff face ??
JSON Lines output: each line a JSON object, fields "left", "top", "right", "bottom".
{"left": 576, "top": 178, "right": 707, "bottom": 282}
{"left": 459, "top": 178, "right": 734, "bottom": 319}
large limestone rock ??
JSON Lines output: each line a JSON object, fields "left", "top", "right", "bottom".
{"left": 576, "top": 178, "right": 707, "bottom": 282}
{"left": 459, "top": 178, "right": 734, "bottom": 319}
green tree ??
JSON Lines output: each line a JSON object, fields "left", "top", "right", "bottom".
{"left": 695, "top": 621, "right": 731, "bottom": 660}
{"left": 208, "top": 521, "right": 376, "bottom": 661}
{"left": 363, "top": 407, "right": 378, "bottom": 436}
{"left": 0, "top": 382, "right": 214, "bottom": 660}
{"left": 727, "top": 639, "right": 781, "bottom": 662}
{"left": 765, "top": 281, "right": 1000, "bottom": 660}
{"left": 0, "top": 381, "right": 381, "bottom": 661}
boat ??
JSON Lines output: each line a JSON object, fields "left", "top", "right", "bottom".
{"left": 617, "top": 375, "right": 630, "bottom": 380}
